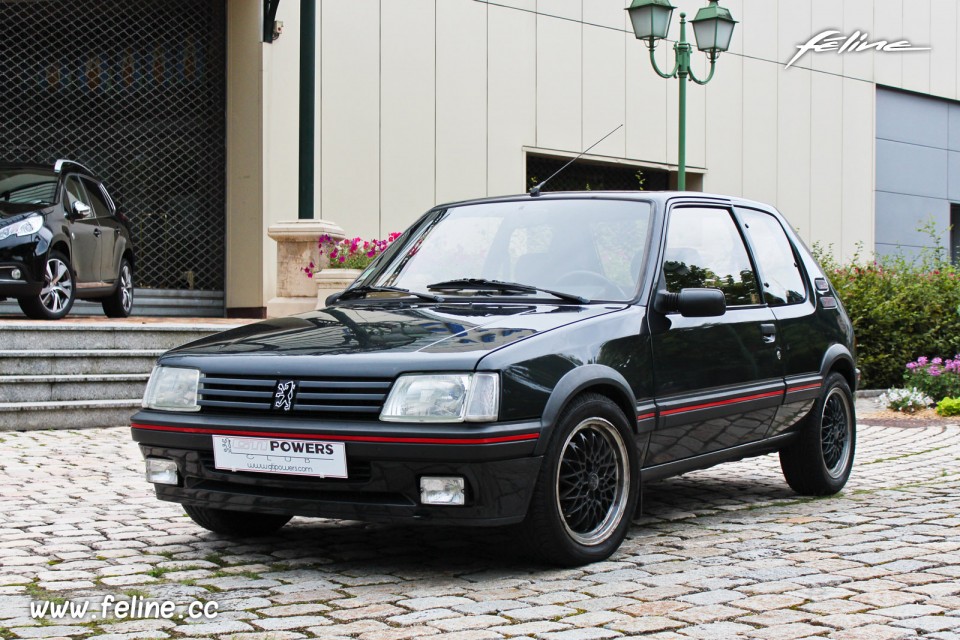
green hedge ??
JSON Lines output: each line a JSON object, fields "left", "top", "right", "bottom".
{"left": 815, "top": 228, "right": 960, "bottom": 389}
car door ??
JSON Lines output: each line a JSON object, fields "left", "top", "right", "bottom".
{"left": 736, "top": 206, "right": 823, "bottom": 436}
{"left": 63, "top": 175, "right": 101, "bottom": 284}
{"left": 647, "top": 205, "right": 783, "bottom": 466}
{"left": 82, "top": 178, "right": 120, "bottom": 284}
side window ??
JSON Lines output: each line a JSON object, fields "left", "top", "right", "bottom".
{"left": 739, "top": 209, "right": 806, "bottom": 306}
{"left": 663, "top": 207, "right": 760, "bottom": 306}
{"left": 64, "top": 176, "right": 89, "bottom": 213}
{"left": 81, "top": 179, "right": 111, "bottom": 219}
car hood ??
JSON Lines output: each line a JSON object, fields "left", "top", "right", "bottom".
{"left": 0, "top": 202, "right": 48, "bottom": 220}
{"left": 162, "top": 302, "right": 626, "bottom": 372}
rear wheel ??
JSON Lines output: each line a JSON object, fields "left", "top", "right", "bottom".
{"left": 520, "top": 393, "right": 638, "bottom": 566}
{"left": 102, "top": 258, "right": 134, "bottom": 317}
{"left": 182, "top": 505, "right": 292, "bottom": 536}
{"left": 18, "top": 251, "right": 76, "bottom": 320}
{"left": 779, "top": 372, "right": 856, "bottom": 495}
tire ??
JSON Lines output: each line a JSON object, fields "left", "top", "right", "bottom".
{"left": 17, "top": 250, "right": 76, "bottom": 320}
{"left": 182, "top": 505, "right": 292, "bottom": 536}
{"left": 520, "top": 393, "right": 639, "bottom": 566}
{"left": 102, "top": 258, "right": 134, "bottom": 318}
{"left": 779, "top": 372, "right": 856, "bottom": 495}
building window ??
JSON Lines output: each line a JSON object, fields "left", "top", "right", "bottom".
{"left": 952, "top": 204, "right": 960, "bottom": 265}
{"left": 526, "top": 155, "right": 669, "bottom": 193}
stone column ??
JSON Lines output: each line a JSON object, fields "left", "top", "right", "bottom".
{"left": 266, "top": 220, "right": 345, "bottom": 317}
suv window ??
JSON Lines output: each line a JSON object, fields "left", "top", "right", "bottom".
{"left": 663, "top": 207, "right": 760, "bottom": 306}
{"left": 739, "top": 208, "right": 806, "bottom": 306}
{"left": 64, "top": 176, "right": 90, "bottom": 213}
{"left": 81, "top": 178, "right": 112, "bottom": 218}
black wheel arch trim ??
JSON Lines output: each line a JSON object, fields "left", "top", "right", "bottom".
{"left": 819, "top": 345, "right": 857, "bottom": 392}
{"left": 535, "top": 364, "right": 638, "bottom": 456}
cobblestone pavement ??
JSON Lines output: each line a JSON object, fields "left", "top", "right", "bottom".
{"left": 2, "top": 422, "right": 959, "bottom": 640}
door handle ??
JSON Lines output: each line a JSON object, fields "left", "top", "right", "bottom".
{"left": 760, "top": 323, "right": 777, "bottom": 344}
{"left": 93, "top": 228, "right": 102, "bottom": 238}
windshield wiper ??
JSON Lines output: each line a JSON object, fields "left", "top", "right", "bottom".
{"left": 339, "top": 285, "right": 445, "bottom": 303}
{"left": 427, "top": 278, "right": 589, "bottom": 304}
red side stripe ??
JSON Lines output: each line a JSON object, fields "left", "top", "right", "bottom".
{"left": 787, "top": 383, "right": 821, "bottom": 393}
{"left": 660, "top": 390, "right": 783, "bottom": 417}
{"left": 636, "top": 412, "right": 656, "bottom": 421}
{"left": 131, "top": 423, "right": 539, "bottom": 445}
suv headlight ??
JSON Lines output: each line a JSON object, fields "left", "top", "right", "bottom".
{"left": 142, "top": 366, "right": 201, "bottom": 412}
{"left": 0, "top": 215, "right": 42, "bottom": 241}
{"left": 380, "top": 373, "right": 499, "bottom": 423}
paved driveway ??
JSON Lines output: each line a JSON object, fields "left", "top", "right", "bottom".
{"left": 2, "top": 423, "right": 959, "bottom": 640}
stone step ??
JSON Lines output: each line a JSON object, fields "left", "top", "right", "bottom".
{"left": 0, "top": 374, "right": 150, "bottom": 403}
{"left": 0, "top": 399, "right": 141, "bottom": 430}
{"left": 0, "top": 322, "right": 231, "bottom": 351}
{"left": 0, "top": 288, "right": 225, "bottom": 318}
{"left": 0, "top": 350, "right": 164, "bottom": 375}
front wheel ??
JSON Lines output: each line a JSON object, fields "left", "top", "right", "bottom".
{"left": 779, "top": 372, "right": 856, "bottom": 495}
{"left": 182, "top": 505, "right": 292, "bottom": 536}
{"left": 520, "top": 393, "right": 639, "bottom": 566}
{"left": 18, "top": 250, "right": 76, "bottom": 320}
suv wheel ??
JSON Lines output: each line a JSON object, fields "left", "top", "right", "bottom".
{"left": 18, "top": 250, "right": 76, "bottom": 320}
{"left": 520, "top": 393, "right": 638, "bottom": 566}
{"left": 183, "top": 505, "right": 292, "bottom": 536}
{"left": 102, "top": 258, "right": 134, "bottom": 318}
{"left": 779, "top": 372, "right": 856, "bottom": 495}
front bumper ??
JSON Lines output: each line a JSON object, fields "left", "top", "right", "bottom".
{"left": 131, "top": 410, "right": 544, "bottom": 526}
{"left": 0, "top": 241, "right": 44, "bottom": 297}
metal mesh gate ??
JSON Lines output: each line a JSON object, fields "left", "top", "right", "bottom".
{"left": 0, "top": 0, "right": 227, "bottom": 293}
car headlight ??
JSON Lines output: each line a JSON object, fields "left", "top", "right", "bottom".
{"left": 380, "top": 373, "right": 499, "bottom": 423}
{"left": 142, "top": 366, "right": 200, "bottom": 412}
{"left": 0, "top": 215, "right": 43, "bottom": 241}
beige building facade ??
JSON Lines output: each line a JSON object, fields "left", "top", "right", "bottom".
{"left": 225, "top": 0, "right": 960, "bottom": 316}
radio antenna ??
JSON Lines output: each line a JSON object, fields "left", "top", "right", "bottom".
{"left": 529, "top": 123, "right": 624, "bottom": 197}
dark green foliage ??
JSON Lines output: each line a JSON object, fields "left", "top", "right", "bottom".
{"left": 814, "top": 222, "right": 960, "bottom": 389}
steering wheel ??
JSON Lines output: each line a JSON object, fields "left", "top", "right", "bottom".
{"left": 554, "top": 270, "right": 625, "bottom": 300}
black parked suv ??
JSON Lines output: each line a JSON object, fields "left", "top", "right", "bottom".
{"left": 132, "top": 192, "right": 856, "bottom": 566}
{"left": 0, "top": 160, "right": 134, "bottom": 319}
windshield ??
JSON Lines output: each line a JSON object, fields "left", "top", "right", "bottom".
{"left": 368, "top": 198, "right": 653, "bottom": 302}
{"left": 0, "top": 170, "right": 58, "bottom": 205}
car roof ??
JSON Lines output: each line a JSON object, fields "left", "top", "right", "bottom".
{"left": 432, "top": 190, "right": 779, "bottom": 215}
{"left": 0, "top": 161, "right": 101, "bottom": 181}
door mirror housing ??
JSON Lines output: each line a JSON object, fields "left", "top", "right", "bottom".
{"left": 72, "top": 201, "right": 92, "bottom": 219}
{"left": 325, "top": 291, "right": 343, "bottom": 307}
{"left": 655, "top": 288, "right": 726, "bottom": 317}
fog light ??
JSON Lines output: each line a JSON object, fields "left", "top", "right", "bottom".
{"left": 145, "top": 458, "right": 179, "bottom": 485}
{"left": 10, "top": 269, "right": 20, "bottom": 279}
{"left": 420, "top": 476, "right": 465, "bottom": 506}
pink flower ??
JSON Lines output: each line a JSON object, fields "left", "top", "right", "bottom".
{"left": 918, "top": 356, "right": 929, "bottom": 366}
{"left": 933, "top": 357, "right": 943, "bottom": 365}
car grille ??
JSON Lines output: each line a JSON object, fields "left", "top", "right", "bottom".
{"left": 198, "top": 374, "right": 393, "bottom": 419}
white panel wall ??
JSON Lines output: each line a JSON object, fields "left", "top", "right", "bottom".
{"left": 319, "top": 0, "right": 380, "bottom": 237}
{"left": 380, "top": 0, "right": 436, "bottom": 235}
{"left": 245, "top": 0, "right": 960, "bottom": 306}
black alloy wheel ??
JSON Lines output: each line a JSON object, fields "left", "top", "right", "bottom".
{"left": 780, "top": 372, "right": 856, "bottom": 495}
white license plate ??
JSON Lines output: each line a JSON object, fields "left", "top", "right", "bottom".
{"left": 212, "top": 436, "right": 347, "bottom": 479}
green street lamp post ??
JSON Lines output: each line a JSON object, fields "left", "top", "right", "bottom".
{"left": 627, "top": 0, "right": 737, "bottom": 190}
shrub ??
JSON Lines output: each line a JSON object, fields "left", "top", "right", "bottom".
{"left": 877, "top": 387, "right": 932, "bottom": 413}
{"left": 935, "top": 397, "right": 960, "bottom": 417}
{"left": 903, "top": 355, "right": 960, "bottom": 402}
{"left": 814, "top": 221, "right": 960, "bottom": 389}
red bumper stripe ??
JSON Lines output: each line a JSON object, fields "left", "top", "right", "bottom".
{"left": 660, "top": 390, "right": 784, "bottom": 417}
{"left": 130, "top": 422, "right": 539, "bottom": 445}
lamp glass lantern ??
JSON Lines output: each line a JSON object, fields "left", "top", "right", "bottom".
{"left": 690, "top": 0, "right": 738, "bottom": 55}
{"left": 626, "top": 0, "right": 675, "bottom": 42}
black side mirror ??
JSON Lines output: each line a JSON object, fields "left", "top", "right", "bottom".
{"left": 325, "top": 291, "right": 342, "bottom": 307}
{"left": 655, "top": 288, "right": 726, "bottom": 317}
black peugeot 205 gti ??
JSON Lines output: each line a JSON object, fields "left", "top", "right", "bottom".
{"left": 131, "top": 191, "right": 856, "bottom": 566}
{"left": 0, "top": 160, "right": 135, "bottom": 319}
